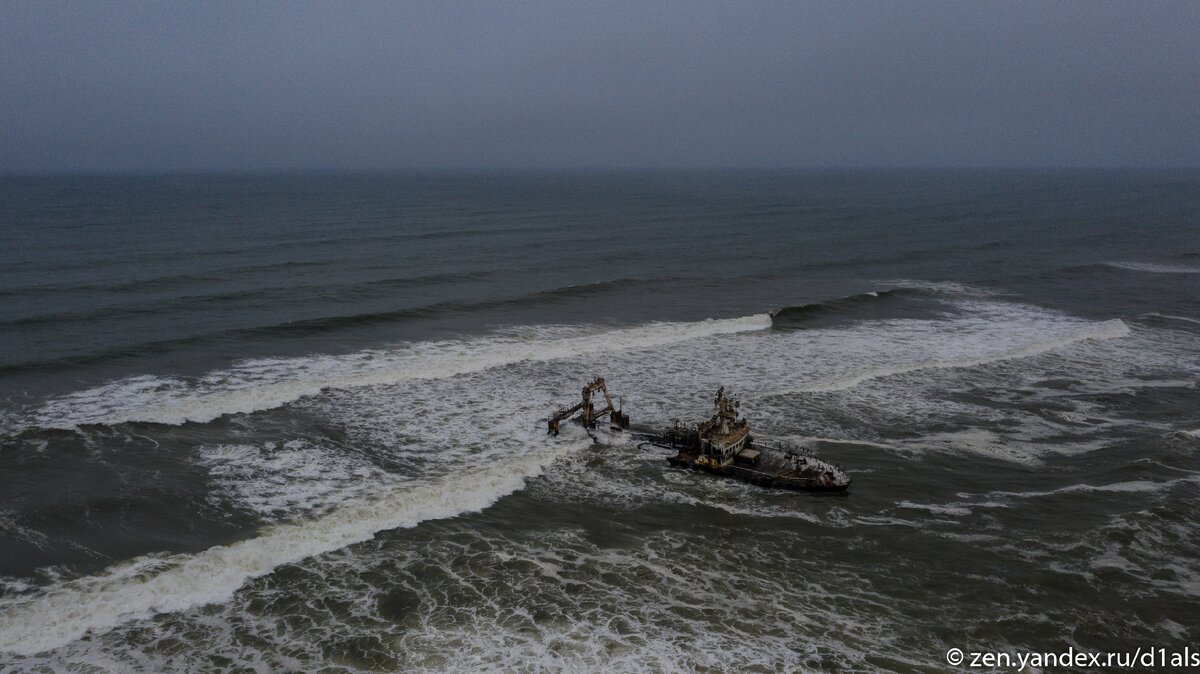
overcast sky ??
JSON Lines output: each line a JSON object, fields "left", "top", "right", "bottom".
{"left": 2, "top": 1, "right": 1197, "bottom": 171}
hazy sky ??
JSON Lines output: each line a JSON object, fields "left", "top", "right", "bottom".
{"left": 2, "top": 1, "right": 1197, "bottom": 171}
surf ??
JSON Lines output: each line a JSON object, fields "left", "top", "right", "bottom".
{"left": 1103, "top": 261, "right": 1200, "bottom": 275}
{"left": 15, "top": 313, "right": 771, "bottom": 432}
{"left": 781, "top": 317, "right": 1130, "bottom": 394}
{"left": 0, "top": 442, "right": 584, "bottom": 656}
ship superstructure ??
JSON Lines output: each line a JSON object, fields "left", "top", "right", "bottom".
{"left": 655, "top": 387, "right": 851, "bottom": 492}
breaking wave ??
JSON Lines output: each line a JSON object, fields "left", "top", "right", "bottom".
{"left": 980, "top": 476, "right": 1200, "bottom": 500}
{"left": 787, "top": 318, "right": 1130, "bottom": 393}
{"left": 0, "top": 276, "right": 680, "bottom": 375}
{"left": 197, "top": 440, "right": 392, "bottom": 519}
{"left": 1103, "top": 261, "right": 1200, "bottom": 275}
{"left": 768, "top": 289, "right": 930, "bottom": 327}
{"left": 17, "top": 314, "right": 771, "bottom": 431}
{"left": 0, "top": 443, "right": 580, "bottom": 657}
{"left": 1142, "top": 312, "right": 1200, "bottom": 327}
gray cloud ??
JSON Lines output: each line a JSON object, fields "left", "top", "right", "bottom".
{"left": 2, "top": 1, "right": 1197, "bottom": 171}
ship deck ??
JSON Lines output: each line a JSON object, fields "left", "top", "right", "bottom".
{"left": 667, "top": 445, "right": 849, "bottom": 492}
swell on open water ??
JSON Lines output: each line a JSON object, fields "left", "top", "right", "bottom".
{"left": 0, "top": 170, "right": 1198, "bottom": 672}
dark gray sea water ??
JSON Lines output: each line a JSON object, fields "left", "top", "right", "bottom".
{"left": 0, "top": 170, "right": 1198, "bottom": 672}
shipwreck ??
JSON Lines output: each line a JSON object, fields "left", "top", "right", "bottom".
{"left": 648, "top": 387, "right": 852, "bottom": 492}
{"left": 547, "top": 377, "right": 630, "bottom": 436}
{"left": 547, "top": 380, "right": 851, "bottom": 493}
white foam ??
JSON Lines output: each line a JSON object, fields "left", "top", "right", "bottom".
{"left": 895, "top": 501, "right": 973, "bottom": 517}
{"left": 341, "top": 528, "right": 914, "bottom": 672}
{"left": 0, "top": 511, "right": 52, "bottom": 552}
{"left": 1060, "top": 510, "right": 1200, "bottom": 598}
{"left": 892, "top": 499, "right": 1011, "bottom": 520}
{"left": 983, "top": 476, "right": 1200, "bottom": 500}
{"left": 1142, "top": 312, "right": 1200, "bottom": 326}
{"left": 197, "top": 440, "right": 391, "bottom": 519}
{"left": 4, "top": 284, "right": 1199, "bottom": 669}
{"left": 24, "top": 314, "right": 771, "bottom": 430}
{"left": 790, "top": 318, "right": 1130, "bottom": 394}
{"left": 1105, "top": 261, "right": 1200, "bottom": 274}
{"left": 1158, "top": 619, "right": 1189, "bottom": 640}
{"left": 0, "top": 442, "right": 581, "bottom": 656}
{"left": 580, "top": 300, "right": 1147, "bottom": 465}
{"left": 870, "top": 279, "right": 1005, "bottom": 296}
{"left": 913, "top": 429, "right": 1056, "bottom": 465}
{"left": 0, "top": 577, "right": 36, "bottom": 597}
{"left": 783, "top": 434, "right": 900, "bottom": 451}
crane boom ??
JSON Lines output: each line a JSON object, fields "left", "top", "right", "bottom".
{"left": 547, "top": 377, "right": 630, "bottom": 435}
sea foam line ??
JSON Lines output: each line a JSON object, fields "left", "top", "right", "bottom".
{"left": 0, "top": 443, "right": 579, "bottom": 657}
{"left": 974, "top": 475, "right": 1200, "bottom": 501}
{"left": 787, "top": 318, "right": 1130, "bottom": 394}
{"left": 25, "top": 314, "right": 771, "bottom": 430}
{"left": 1143, "top": 312, "right": 1200, "bottom": 326}
{"left": 1104, "top": 261, "right": 1200, "bottom": 275}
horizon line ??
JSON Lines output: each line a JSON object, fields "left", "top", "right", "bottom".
{"left": 3, "top": 165, "right": 1199, "bottom": 178}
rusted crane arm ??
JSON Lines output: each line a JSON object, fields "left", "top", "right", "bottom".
{"left": 547, "top": 377, "right": 630, "bottom": 435}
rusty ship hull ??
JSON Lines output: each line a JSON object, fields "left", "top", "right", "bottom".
{"left": 549, "top": 383, "right": 851, "bottom": 492}
{"left": 665, "top": 444, "right": 851, "bottom": 492}
{"left": 645, "top": 387, "right": 851, "bottom": 493}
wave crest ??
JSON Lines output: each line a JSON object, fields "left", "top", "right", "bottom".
{"left": 787, "top": 318, "right": 1130, "bottom": 393}
{"left": 1103, "top": 261, "right": 1200, "bottom": 274}
{"left": 17, "top": 314, "right": 771, "bottom": 431}
{"left": 0, "top": 443, "right": 581, "bottom": 656}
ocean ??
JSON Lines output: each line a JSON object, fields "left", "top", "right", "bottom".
{"left": 0, "top": 170, "right": 1197, "bottom": 672}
